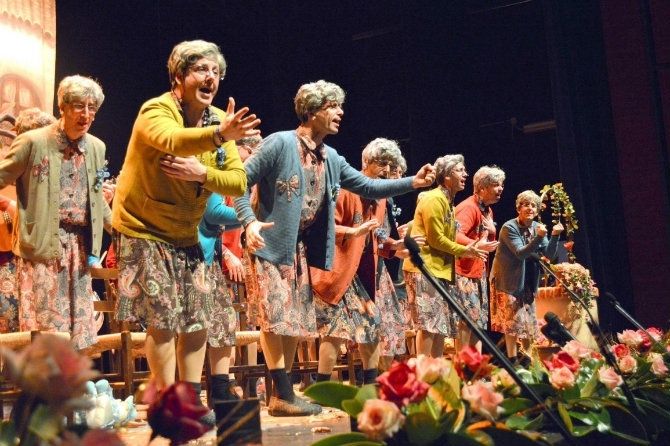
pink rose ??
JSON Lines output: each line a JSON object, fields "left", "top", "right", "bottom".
{"left": 408, "top": 354, "right": 450, "bottom": 384}
{"left": 617, "top": 355, "right": 638, "bottom": 374}
{"left": 617, "top": 330, "right": 643, "bottom": 348}
{"left": 637, "top": 328, "right": 663, "bottom": 351}
{"left": 357, "top": 399, "right": 404, "bottom": 441}
{"left": 549, "top": 366, "right": 576, "bottom": 390}
{"left": 491, "top": 368, "right": 518, "bottom": 394}
{"left": 598, "top": 366, "right": 623, "bottom": 390}
{"left": 543, "top": 351, "right": 579, "bottom": 373}
{"left": 461, "top": 381, "right": 503, "bottom": 420}
{"left": 454, "top": 345, "right": 493, "bottom": 380}
{"left": 0, "top": 334, "right": 98, "bottom": 403}
{"left": 647, "top": 327, "right": 663, "bottom": 341}
{"left": 650, "top": 354, "right": 669, "bottom": 377}
{"left": 610, "top": 343, "right": 630, "bottom": 359}
{"left": 377, "top": 361, "right": 429, "bottom": 407}
{"left": 563, "top": 340, "right": 592, "bottom": 360}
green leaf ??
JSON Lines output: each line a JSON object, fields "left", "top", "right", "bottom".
{"left": 404, "top": 412, "right": 440, "bottom": 446}
{"left": 355, "top": 384, "right": 378, "bottom": 403}
{"left": 341, "top": 398, "right": 364, "bottom": 418}
{"left": 311, "top": 432, "right": 381, "bottom": 446}
{"left": 608, "top": 430, "right": 651, "bottom": 445}
{"left": 557, "top": 402, "right": 573, "bottom": 432}
{"left": 27, "top": 404, "right": 61, "bottom": 441}
{"left": 0, "top": 421, "right": 16, "bottom": 446}
{"left": 635, "top": 397, "right": 670, "bottom": 433}
{"left": 579, "top": 368, "right": 600, "bottom": 398}
{"left": 304, "top": 381, "right": 359, "bottom": 410}
{"left": 571, "top": 426, "right": 596, "bottom": 437}
{"left": 500, "top": 397, "right": 535, "bottom": 416}
{"left": 559, "top": 384, "right": 580, "bottom": 402}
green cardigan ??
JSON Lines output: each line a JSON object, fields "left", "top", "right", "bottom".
{"left": 112, "top": 92, "right": 246, "bottom": 247}
{"left": 402, "top": 187, "right": 468, "bottom": 282}
{"left": 0, "top": 122, "right": 111, "bottom": 261}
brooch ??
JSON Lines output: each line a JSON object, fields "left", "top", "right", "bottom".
{"left": 374, "top": 227, "right": 389, "bottom": 249}
{"left": 31, "top": 156, "right": 49, "bottom": 183}
{"left": 276, "top": 174, "right": 300, "bottom": 201}
{"left": 331, "top": 183, "right": 341, "bottom": 202}
{"left": 93, "top": 161, "right": 110, "bottom": 192}
{"left": 215, "top": 147, "right": 226, "bottom": 169}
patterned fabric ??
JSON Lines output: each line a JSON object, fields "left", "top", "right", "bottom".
{"left": 251, "top": 241, "right": 316, "bottom": 337}
{"left": 406, "top": 271, "right": 457, "bottom": 337}
{"left": 17, "top": 154, "right": 96, "bottom": 350}
{"left": 376, "top": 263, "right": 408, "bottom": 356}
{"left": 207, "top": 262, "right": 237, "bottom": 347}
{"left": 59, "top": 153, "right": 89, "bottom": 225}
{"left": 0, "top": 258, "right": 18, "bottom": 333}
{"left": 18, "top": 226, "right": 96, "bottom": 350}
{"left": 453, "top": 273, "right": 489, "bottom": 330}
{"left": 489, "top": 280, "right": 538, "bottom": 340}
{"left": 298, "top": 141, "right": 326, "bottom": 231}
{"left": 315, "top": 275, "right": 380, "bottom": 343}
{"left": 115, "top": 233, "right": 212, "bottom": 333}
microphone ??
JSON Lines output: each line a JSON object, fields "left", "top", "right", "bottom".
{"left": 541, "top": 312, "right": 575, "bottom": 346}
{"left": 604, "top": 292, "right": 665, "bottom": 351}
{"left": 403, "top": 234, "right": 577, "bottom": 445}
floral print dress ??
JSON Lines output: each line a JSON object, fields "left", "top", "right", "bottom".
{"left": 251, "top": 136, "right": 325, "bottom": 337}
{"left": 18, "top": 147, "right": 97, "bottom": 350}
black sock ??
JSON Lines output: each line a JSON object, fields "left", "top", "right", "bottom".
{"left": 316, "top": 373, "right": 332, "bottom": 382}
{"left": 269, "top": 368, "right": 294, "bottom": 402}
{"left": 249, "top": 378, "right": 258, "bottom": 397}
{"left": 210, "top": 374, "right": 237, "bottom": 401}
{"left": 363, "top": 369, "right": 378, "bottom": 385}
{"left": 188, "top": 381, "right": 204, "bottom": 405}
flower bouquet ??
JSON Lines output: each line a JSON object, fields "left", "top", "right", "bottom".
{"left": 550, "top": 262, "right": 597, "bottom": 308}
{"left": 305, "top": 349, "right": 541, "bottom": 446}
{"left": 0, "top": 334, "right": 124, "bottom": 446}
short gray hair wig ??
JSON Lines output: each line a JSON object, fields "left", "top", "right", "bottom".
{"left": 434, "top": 154, "right": 465, "bottom": 186}
{"left": 473, "top": 165, "right": 506, "bottom": 192}
{"left": 167, "top": 40, "right": 226, "bottom": 88}
{"left": 515, "top": 190, "right": 542, "bottom": 210}
{"left": 294, "top": 80, "right": 345, "bottom": 123}
{"left": 57, "top": 75, "right": 105, "bottom": 111}
{"left": 361, "top": 138, "right": 402, "bottom": 168}
{"left": 15, "top": 108, "right": 56, "bottom": 135}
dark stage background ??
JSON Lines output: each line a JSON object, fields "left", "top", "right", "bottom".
{"left": 54, "top": 0, "right": 670, "bottom": 332}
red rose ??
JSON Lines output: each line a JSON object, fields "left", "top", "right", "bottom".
{"left": 563, "top": 241, "right": 574, "bottom": 252}
{"left": 454, "top": 345, "right": 493, "bottom": 380}
{"left": 146, "top": 381, "right": 210, "bottom": 445}
{"left": 611, "top": 343, "right": 630, "bottom": 359}
{"left": 543, "top": 351, "right": 579, "bottom": 373}
{"left": 377, "top": 361, "right": 429, "bottom": 407}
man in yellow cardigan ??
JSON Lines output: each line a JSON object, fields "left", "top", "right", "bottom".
{"left": 112, "top": 40, "right": 259, "bottom": 407}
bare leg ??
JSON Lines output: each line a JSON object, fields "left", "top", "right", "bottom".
{"left": 431, "top": 334, "right": 445, "bottom": 358}
{"left": 378, "top": 356, "right": 394, "bottom": 371}
{"left": 455, "top": 322, "right": 473, "bottom": 351}
{"left": 176, "top": 329, "right": 208, "bottom": 383}
{"left": 145, "top": 327, "right": 176, "bottom": 390}
{"left": 208, "top": 345, "right": 235, "bottom": 375}
{"left": 504, "top": 334, "right": 518, "bottom": 358}
{"left": 260, "top": 331, "right": 286, "bottom": 369}
{"left": 317, "top": 336, "right": 342, "bottom": 375}
{"left": 282, "top": 335, "right": 299, "bottom": 372}
{"left": 416, "top": 329, "right": 434, "bottom": 357}
{"left": 358, "top": 342, "right": 380, "bottom": 370}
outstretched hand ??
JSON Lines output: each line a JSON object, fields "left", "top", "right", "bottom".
{"left": 245, "top": 220, "right": 275, "bottom": 252}
{"left": 220, "top": 97, "right": 261, "bottom": 141}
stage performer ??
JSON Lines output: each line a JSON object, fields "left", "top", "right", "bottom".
{"left": 311, "top": 138, "right": 411, "bottom": 385}
{"left": 404, "top": 154, "right": 487, "bottom": 358}
{"left": 235, "top": 80, "right": 436, "bottom": 416}
{"left": 490, "top": 190, "right": 563, "bottom": 359}
{"left": 453, "top": 165, "right": 504, "bottom": 349}
{"left": 112, "top": 40, "right": 259, "bottom": 408}
{"left": 0, "top": 76, "right": 109, "bottom": 349}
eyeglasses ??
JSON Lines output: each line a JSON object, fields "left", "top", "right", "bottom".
{"left": 190, "top": 64, "right": 223, "bottom": 80}
{"left": 70, "top": 102, "right": 98, "bottom": 115}
{"left": 371, "top": 159, "right": 392, "bottom": 167}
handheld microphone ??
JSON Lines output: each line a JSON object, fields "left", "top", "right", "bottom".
{"left": 541, "top": 312, "right": 575, "bottom": 346}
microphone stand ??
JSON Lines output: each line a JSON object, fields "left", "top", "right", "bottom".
{"left": 404, "top": 236, "right": 577, "bottom": 446}
{"left": 604, "top": 292, "right": 667, "bottom": 352}
{"left": 530, "top": 254, "right": 640, "bottom": 413}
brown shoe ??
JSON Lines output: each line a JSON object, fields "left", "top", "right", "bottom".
{"left": 267, "top": 396, "right": 322, "bottom": 416}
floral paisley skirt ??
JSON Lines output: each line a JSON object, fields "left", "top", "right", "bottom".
{"left": 17, "top": 227, "right": 97, "bottom": 350}
{"left": 453, "top": 273, "right": 489, "bottom": 330}
{"left": 115, "top": 233, "right": 212, "bottom": 334}
{"left": 315, "top": 275, "right": 380, "bottom": 344}
{"left": 0, "top": 254, "right": 18, "bottom": 333}
{"left": 207, "top": 262, "right": 237, "bottom": 348}
{"left": 405, "top": 271, "right": 456, "bottom": 338}
{"left": 376, "top": 265, "right": 409, "bottom": 356}
{"left": 250, "top": 241, "right": 317, "bottom": 337}
{"left": 489, "top": 280, "right": 538, "bottom": 340}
